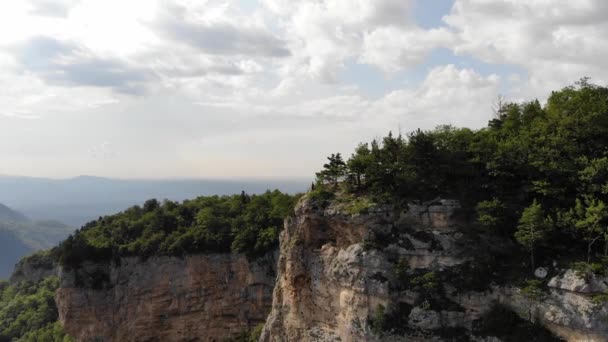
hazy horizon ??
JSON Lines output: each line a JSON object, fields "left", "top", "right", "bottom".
{"left": 0, "top": 173, "right": 313, "bottom": 181}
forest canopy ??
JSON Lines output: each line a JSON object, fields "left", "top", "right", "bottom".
{"left": 52, "top": 190, "right": 300, "bottom": 268}
{"left": 314, "top": 79, "right": 608, "bottom": 268}
{"left": 0, "top": 277, "right": 73, "bottom": 342}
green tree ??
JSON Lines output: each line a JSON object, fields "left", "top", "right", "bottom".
{"left": 515, "top": 200, "right": 552, "bottom": 270}
{"left": 347, "top": 143, "right": 372, "bottom": 187}
{"left": 316, "top": 153, "right": 347, "bottom": 186}
{"left": 476, "top": 198, "right": 507, "bottom": 232}
{"left": 564, "top": 198, "right": 608, "bottom": 262}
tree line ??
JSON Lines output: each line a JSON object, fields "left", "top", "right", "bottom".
{"left": 315, "top": 79, "right": 608, "bottom": 270}
{"left": 52, "top": 190, "right": 300, "bottom": 268}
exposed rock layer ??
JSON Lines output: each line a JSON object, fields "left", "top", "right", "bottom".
{"left": 56, "top": 253, "right": 276, "bottom": 342}
{"left": 261, "top": 197, "right": 608, "bottom": 342}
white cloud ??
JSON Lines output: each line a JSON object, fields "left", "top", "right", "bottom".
{"left": 151, "top": 1, "right": 290, "bottom": 57}
{"left": 361, "top": 27, "right": 453, "bottom": 73}
{"left": 373, "top": 65, "right": 500, "bottom": 130}
{"left": 3, "top": 0, "right": 606, "bottom": 179}
{"left": 445, "top": 0, "right": 608, "bottom": 97}
{"left": 263, "top": 0, "right": 452, "bottom": 81}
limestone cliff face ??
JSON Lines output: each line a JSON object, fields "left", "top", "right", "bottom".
{"left": 47, "top": 195, "right": 608, "bottom": 341}
{"left": 56, "top": 253, "right": 276, "bottom": 342}
{"left": 260, "top": 196, "right": 608, "bottom": 342}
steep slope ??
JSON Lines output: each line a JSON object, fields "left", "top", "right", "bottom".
{"left": 0, "top": 203, "right": 29, "bottom": 223}
{"left": 0, "top": 228, "right": 33, "bottom": 279}
{"left": 0, "top": 203, "right": 73, "bottom": 279}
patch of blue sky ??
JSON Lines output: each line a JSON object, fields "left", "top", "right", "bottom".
{"left": 238, "top": 0, "right": 259, "bottom": 12}
{"left": 411, "top": 0, "right": 455, "bottom": 29}
{"left": 338, "top": 48, "right": 527, "bottom": 99}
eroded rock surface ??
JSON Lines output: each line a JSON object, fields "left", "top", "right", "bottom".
{"left": 56, "top": 253, "right": 276, "bottom": 342}
{"left": 261, "top": 196, "right": 608, "bottom": 342}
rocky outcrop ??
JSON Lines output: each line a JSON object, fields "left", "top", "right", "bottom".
{"left": 10, "top": 252, "right": 57, "bottom": 284}
{"left": 261, "top": 197, "right": 471, "bottom": 341}
{"left": 56, "top": 253, "right": 276, "bottom": 342}
{"left": 261, "top": 196, "right": 608, "bottom": 341}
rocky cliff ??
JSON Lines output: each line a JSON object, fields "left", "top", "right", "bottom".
{"left": 30, "top": 195, "right": 608, "bottom": 341}
{"left": 260, "top": 196, "right": 608, "bottom": 342}
{"left": 56, "top": 253, "right": 276, "bottom": 342}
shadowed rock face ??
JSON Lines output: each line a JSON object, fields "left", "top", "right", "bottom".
{"left": 260, "top": 197, "right": 470, "bottom": 342}
{"left": 260, "top": 197, "right": 608, "bottom": 342}
{"left": 56, "top": 253, "right": 276, "bottom": 342}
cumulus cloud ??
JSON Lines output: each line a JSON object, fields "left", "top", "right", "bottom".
{"left": 361, "top": 27, "right": 453, "bottom": 72}
{"left": 17, "top": 36, "right": 152, "bottom": 94}
{"left": 152, "top": 2, "right": 290, "bottom": 57}
{"left": 263, "top": 0, "right": 452, "bottom": 81}
{"left": 2, "top": 0, "right": 607, "bottom": 178}
{"left": 27, "top": 0, "right": 78, "bottom": 18}
{"left": 445, "top": 0, "right": 608, "bottom": 97}
{"left": 373, "top": 64, "right": 500, "bottom": 129}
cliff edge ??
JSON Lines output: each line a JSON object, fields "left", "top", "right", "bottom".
{"left": 261, "top": 195, "right": 608, "bottom": 341}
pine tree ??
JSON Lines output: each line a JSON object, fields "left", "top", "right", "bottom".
{"left": 515, "top": 200, "right": 552, "bottom": 270}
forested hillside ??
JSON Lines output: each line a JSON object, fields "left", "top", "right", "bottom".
{"left": 52, "top": 190, "right": 300, "bottom": 269}
{"left": 0, "top": 229, "right": 33, "bottom": 279}
{"left": 0, "top": 277, "right": 73, "bottom": 342}
{"left": 0, "top": 204, "right": 73, "bottom": 279}
{"left": 0, "top": 204, "right": 29, "bottom": 224}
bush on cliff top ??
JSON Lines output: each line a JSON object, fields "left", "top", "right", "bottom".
{"left": 52, "top": 190, "right": 300, "bottom": 268}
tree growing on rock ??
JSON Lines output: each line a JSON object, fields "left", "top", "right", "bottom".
{"left": 515, "top": 200, "right": 552, "bottom": 271}
{"left": 316, "top": 153, "right": 347, "bottom": 187}
{"left": 562, "top": 198, "right": 608, "bottom": 262}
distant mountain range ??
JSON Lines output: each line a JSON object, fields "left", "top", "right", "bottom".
{"left": 0, "top": 175, "right": 308, "bottom": 279}
{"left": 0, "top": 175, "right": 309, "bottom": 227}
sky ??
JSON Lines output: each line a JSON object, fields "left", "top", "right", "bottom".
{"left": 0, "top": 0, "right": 607, "bottom": 179}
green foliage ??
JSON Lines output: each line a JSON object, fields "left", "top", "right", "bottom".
{"left": 223, "top": 323, "right": 264, "bottom": 342}
{"left": 316, "top": 153, "right": 347, "bottom": 186}
{"left": 520, "top": 279, "right": 547, "bottom": 301}
{"left": 369, "top": 304, "right": 386, "bottom": 336}
{"left": 476, "top": 198, "right": 507, "bottom": 231}
{"left": 515, "top": 200, "right": 553, "bottom": 269}
{"left": 571, "top": 261, "right": 607, "bottom": 279}
{"left": 561, "top": 198, "right": 608, "bottom": 261}
{"left": 410, "top": 271, "right": 439, "bottom": 293}
{"left": 52, "top": 190, "right": 299, "bottom": 268}
{"left": 409, "top": 271, "right": 444, "bottom": 308}
{"left": 0, "top": 203, "right": 73, "bottom": 279}
{"left": 333, "top": 192, "right": 375, "bottom": 215}
{"left": 307, "top": 183, "right": 335, "bottom": 208}
{"left": 0, "top": 277, "right": 74, "bottom": 342}
{"left": 591, "top": 294, "right": 608, "bottom": 306}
